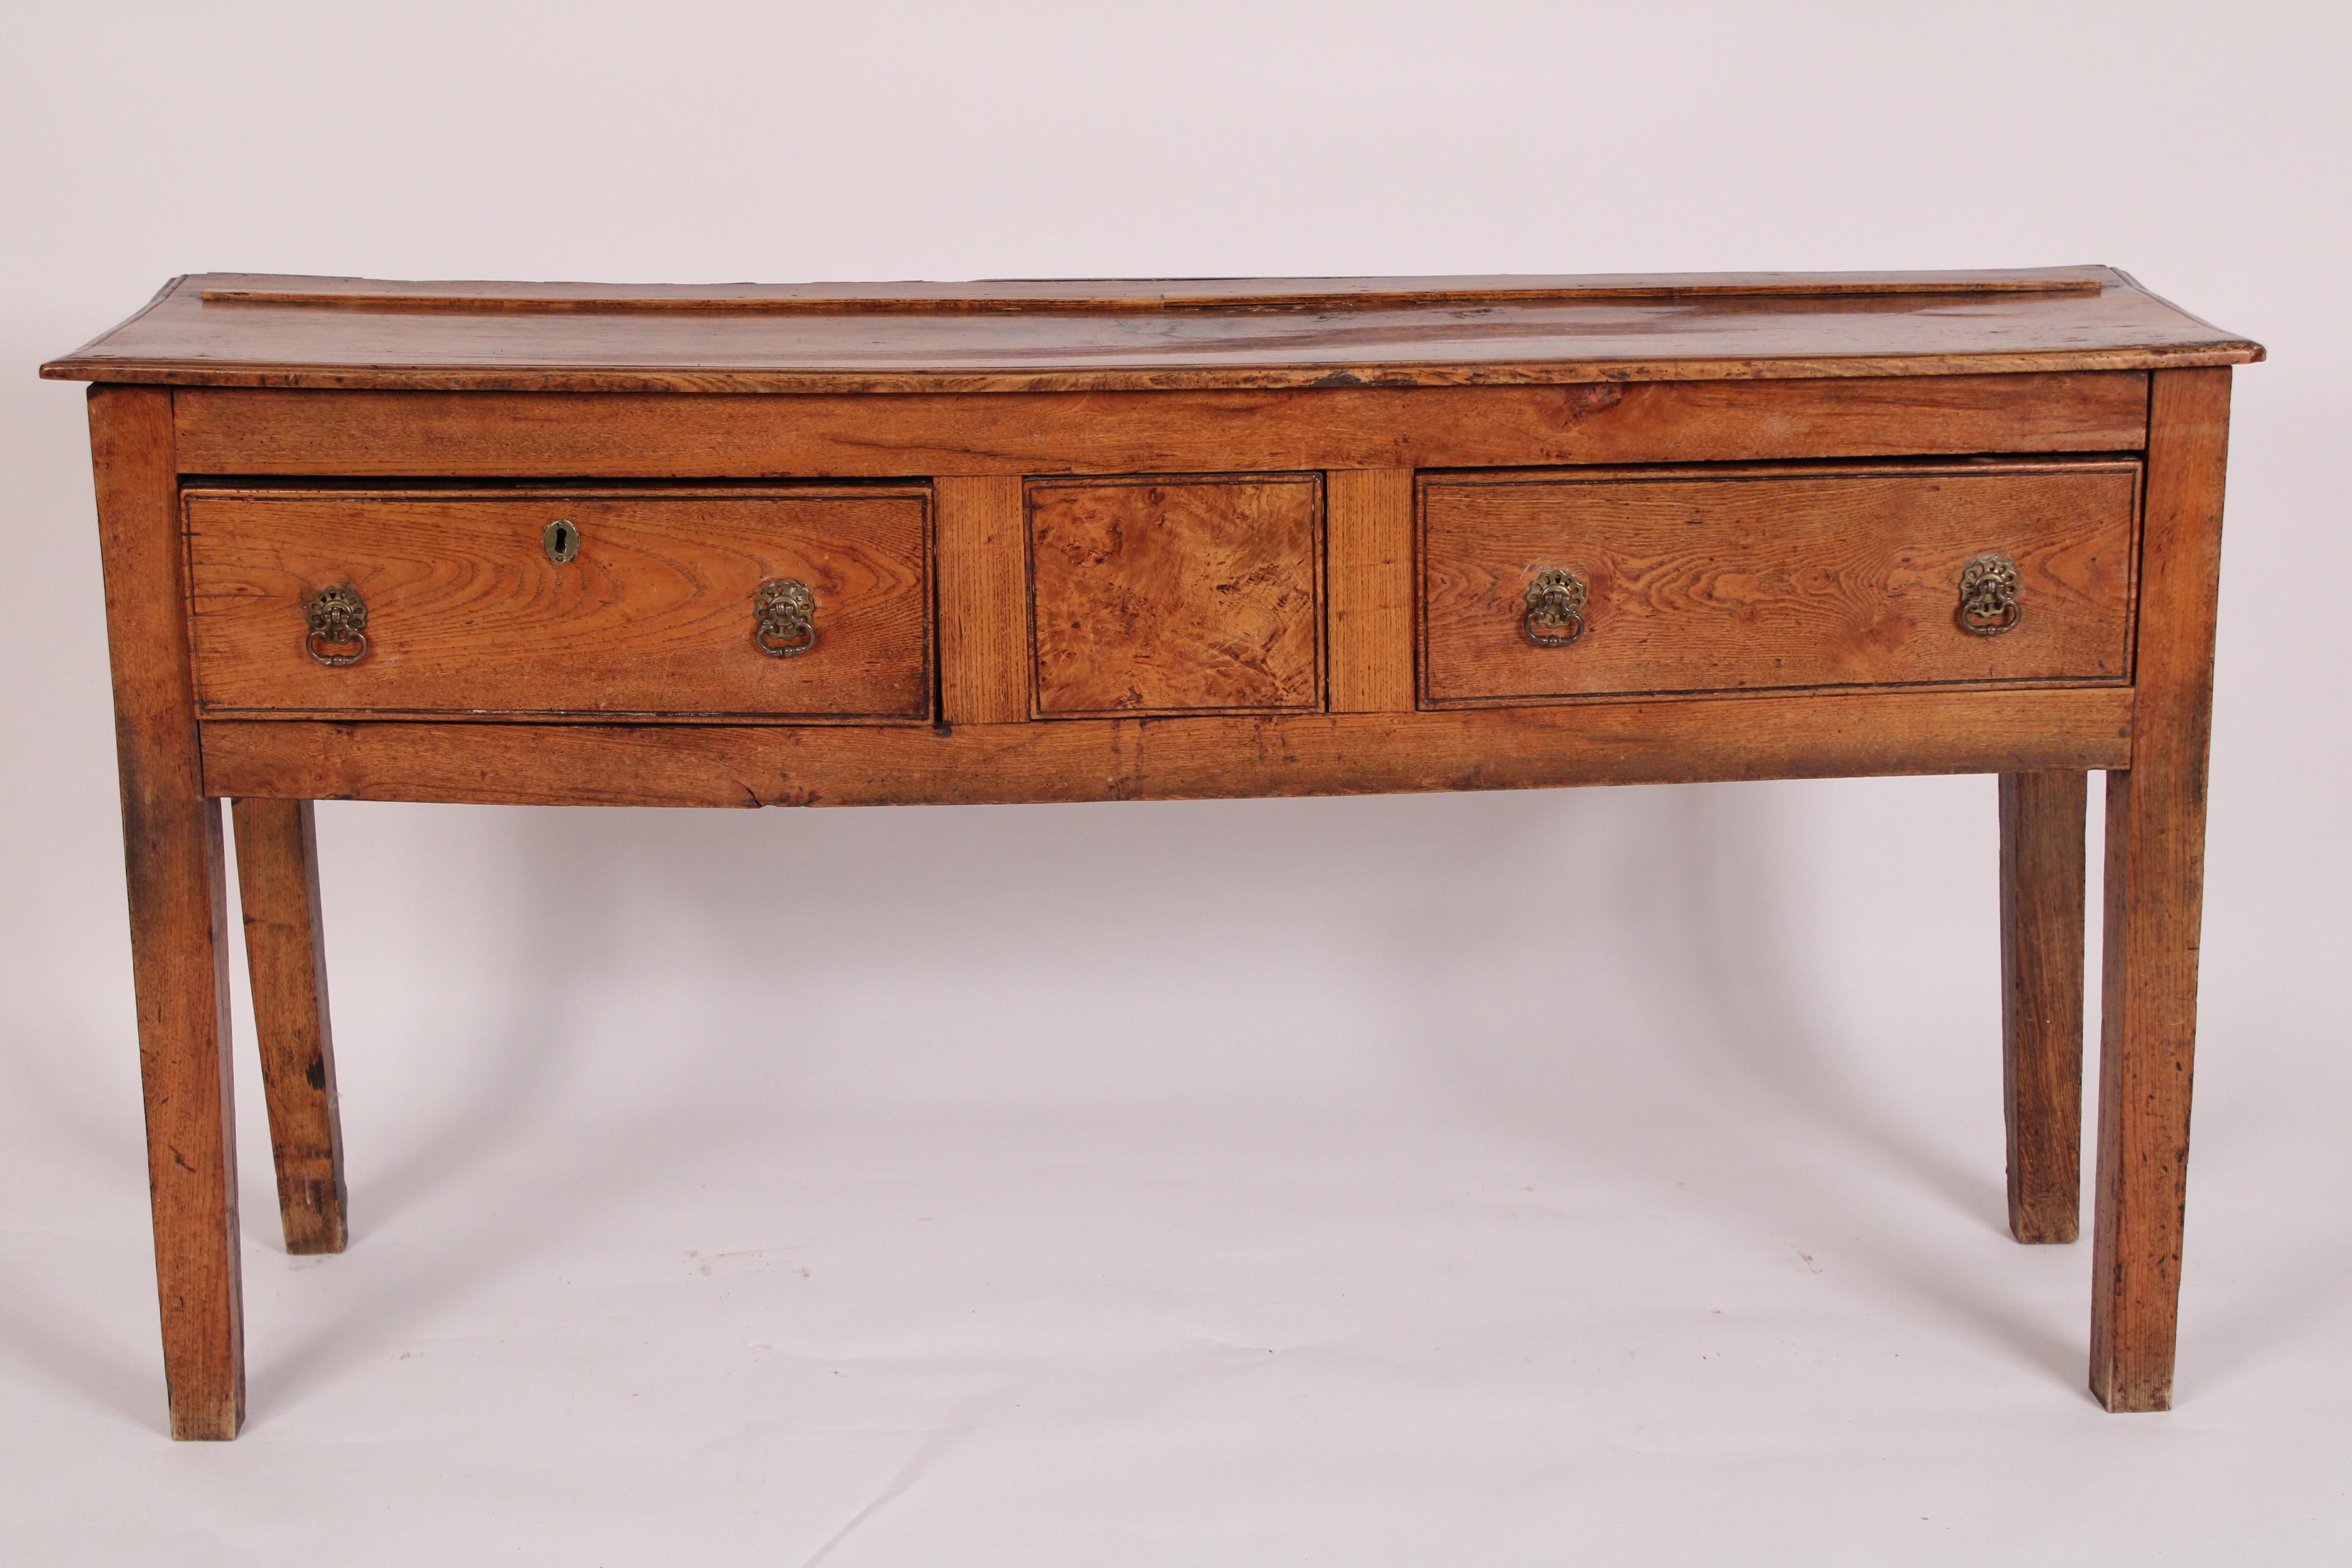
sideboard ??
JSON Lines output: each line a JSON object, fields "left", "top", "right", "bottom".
{"left": 44, "top": 267, "right": 2262, "bottom": 1438}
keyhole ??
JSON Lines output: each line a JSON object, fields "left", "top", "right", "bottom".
{"left": 544, "top": 519, "right": 580, "bottom": 564}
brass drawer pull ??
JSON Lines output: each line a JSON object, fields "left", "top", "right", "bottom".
{"left": 1523, "top": 567, "right": 1588, "bottom": 646}
{"left": 302, "top": 584, "right": 370, "bottom": 667}
{"left": 1958, "top": 554, "right": 2022, "bottom": 636}
{"left": 753, "top": 578, "right": 817, "bottom": 658}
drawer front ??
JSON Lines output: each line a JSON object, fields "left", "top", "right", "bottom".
{"left": 1029, "top": 474, "right": 1322, "bottom": 716}
{"left": 1420, "top": 462, "right": 2139, "bottom": 704}
{"left": 187, "top": 489, "right": 931, "bottom": 718}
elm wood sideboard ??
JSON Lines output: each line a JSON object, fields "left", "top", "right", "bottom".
{"left": 44, "top": 267, "right": 2262, "bottom": 1439}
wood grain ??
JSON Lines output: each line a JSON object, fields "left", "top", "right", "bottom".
{"left": 2090, "top": 367, "right": 2233, "bottom": 1412}
{"left": 1325, "top": 470, "right": 1416, "bottom": 713}
{"left": 166, "top": 374, "right": 2156, "bottom": 479}
{"left": 198, "top": 687, "right": 2133, "bottom": 810}
{"left": 90, "top": 386, "right": 245, "bottom": 1440}
{"left": 230, "top": 798, "right": 346, "bottom": 1255}
{"left": 936, "top": 475, "right": 1028, "bottom": 724}
{"left": 1421, "top": 463, "right": 2140, "bottom": 704}
{"left": 2000, "top": 770, "right": 2088, "bottom": 1244}
{"left": 185, "top": 489, "right": 930, "bottom": 719}
{"left": 1029, "top": 476, "right": 1322, "bottom": 715}
{"left": 43, "top": 269, "right": 2260, "bottom": 393}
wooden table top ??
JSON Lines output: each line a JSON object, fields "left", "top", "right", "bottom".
{"left": 44, "top": 267, "right": 2262, "bottom": 396}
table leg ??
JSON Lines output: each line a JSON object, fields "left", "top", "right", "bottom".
{"left": 2089, "top": 366, "right": 2232, "bottom": 1412}
{"left": 1999, "top": 770, "right": 2088, "bottom": 1243}
{"left": 90, "top": 386, "right": 246, "bottom": 1439}
{"left": 231, "top": 798, "right": 347, "bottom": 1254}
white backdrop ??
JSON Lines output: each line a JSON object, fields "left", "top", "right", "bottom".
{"left": 4, "top": 3, "right": 2347, "bottom": 1562}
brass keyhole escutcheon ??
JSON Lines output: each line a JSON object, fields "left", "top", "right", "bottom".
{"left": 543, "top": 518, "right": 582, "bottom": 564}
{"left": 1957, "top": 553, "right": 2021, "bottom": 636}
{"left": 1524, "top": 567, "right": 1589, "bottom": 646}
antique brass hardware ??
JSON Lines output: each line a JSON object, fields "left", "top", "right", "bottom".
{"left": 543, "top": 518, "right": 581, "bottom": 564}
{"left": 302, "top": 584, "right": 370, "bottom": 667}
{"left": 1523, "top": 567, "right": 1589, "bottom": 646}
{"left": 753, "top": 579, "right": 818, "bottom": 657}
{"left": 1957, "top": 554, "right": 2022, "bottom": 636}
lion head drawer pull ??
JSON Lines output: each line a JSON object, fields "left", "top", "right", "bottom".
{"left": 1957, "top": 554, "right": 2023, "bottom": 636}
{"left": 302, "top": 583, "right": 370, "bottom": 667}
{"left": 1523, "top": 567, "right": 1589, "bottom": 647}
{"left": 753, "top": 578, "right": 818, "bottom": 658}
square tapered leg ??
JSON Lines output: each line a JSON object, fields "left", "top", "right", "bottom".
{"left": 2089, "top": 367, "right": 2232, "bottom": 1412}
{"left": 92, "top": 384, "right": 246, "bottom": 1439}
{"left": 2000, "top": 770, "right": 2088, "bottom": 1243}
{"left": 231, "top": 797, "right": 347, "bottom": 1255}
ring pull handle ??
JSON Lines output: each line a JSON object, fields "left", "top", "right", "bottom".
{"left": 1523, "top": 567, "right": 1589, "bottom": 646}
{"left": 753, "top": 579, "right": 818, "bottom": 658}
{"left": 303, "top": 583, "right": 370, "bottom": 667}
{"left": 1956, "top": 554, "right": 2022, "bottom": 636}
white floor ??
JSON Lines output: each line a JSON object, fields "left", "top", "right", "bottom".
{"left": 4, "top": 782, "right": 2347, "bottom": 1564}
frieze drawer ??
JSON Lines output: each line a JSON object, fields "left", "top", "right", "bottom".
{"left": 1419, "top": 460, "right": 2140, "bottom": 706}
{"left": 184, "top": 488, "right": 933, "bottom": 720}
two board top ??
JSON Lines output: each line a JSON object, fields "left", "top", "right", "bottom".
{"left": 43, "top": 266, "right": 2262, "bottom": 395}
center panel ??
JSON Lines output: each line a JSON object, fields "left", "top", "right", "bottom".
{"left": 1027, "top": 473, "right": 1324, "bottom": 717}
